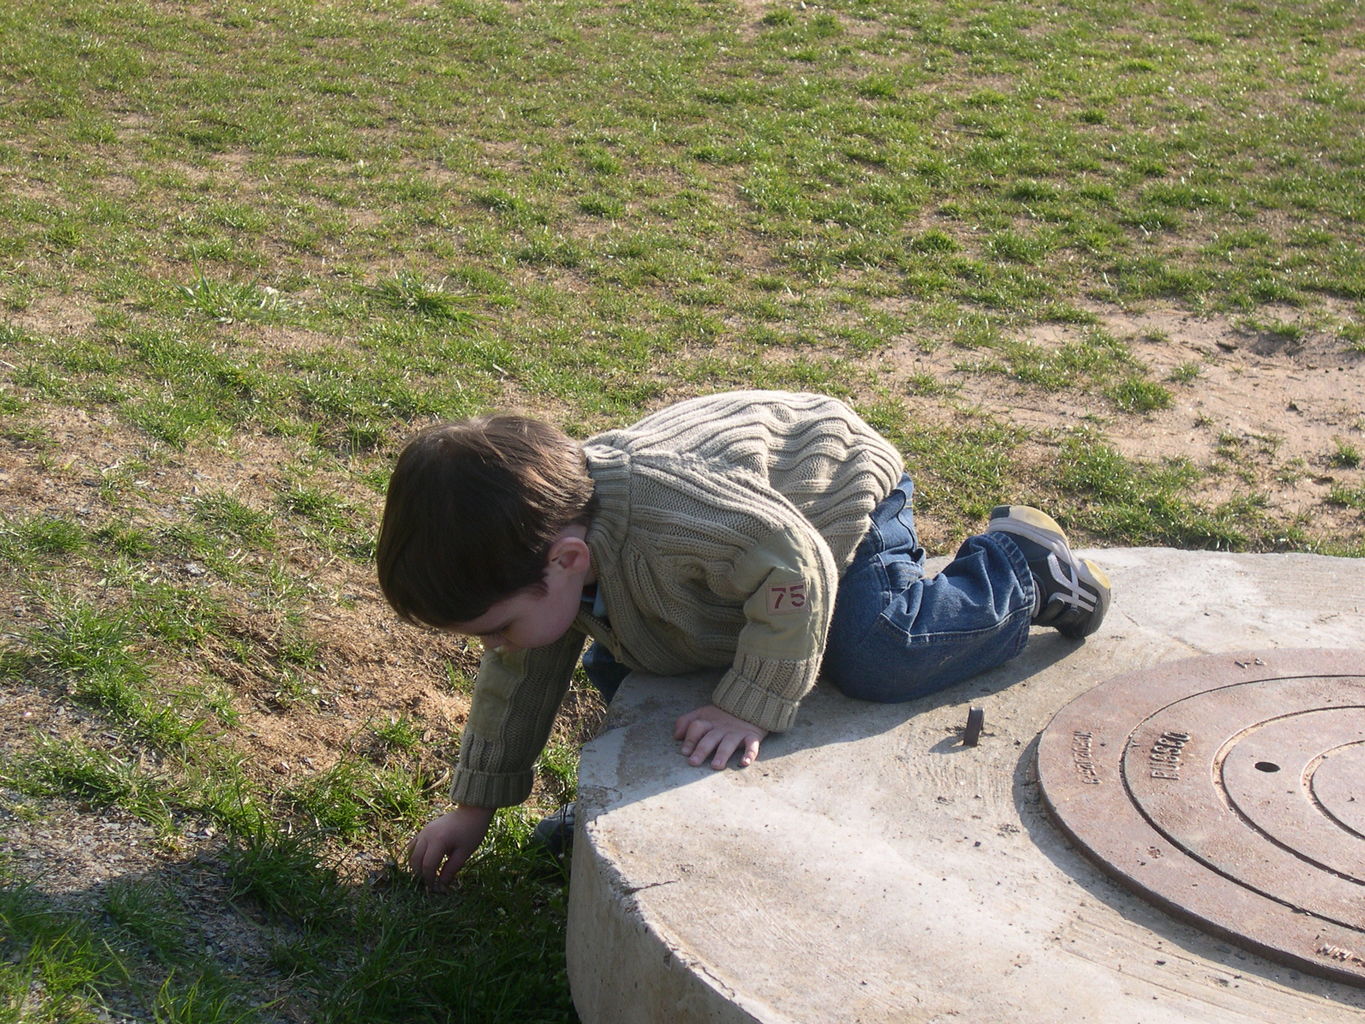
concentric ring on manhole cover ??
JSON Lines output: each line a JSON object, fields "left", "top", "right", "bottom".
{"left": 1036, "top": 648, "right": 1365, "bottom": 985}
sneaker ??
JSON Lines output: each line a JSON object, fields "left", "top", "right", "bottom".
{"left": 532, "top": 805, "right": 574, "bottom": 860}
{"left": 986, "top": 505, "right": 1111, "bottom": 639}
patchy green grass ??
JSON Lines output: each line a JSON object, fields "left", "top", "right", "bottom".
{"left": 1, "top": 0, "right": 1362, "bottom": 1019}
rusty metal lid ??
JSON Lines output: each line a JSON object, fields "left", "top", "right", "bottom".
{"left": 1036, "top": 648, "right": 1365, "bottom": 985}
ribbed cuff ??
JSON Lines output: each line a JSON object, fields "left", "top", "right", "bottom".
{"left": 712, "top": 654, "right": 811, "bottom": 733}
{"left": 449, "top": 768, "right": 533, "bottom": 809}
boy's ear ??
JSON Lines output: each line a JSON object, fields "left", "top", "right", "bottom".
{"left": 548, "top": 533, "right": 592, "bottom": 576}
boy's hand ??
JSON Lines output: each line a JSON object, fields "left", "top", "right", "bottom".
{"left": 406, "top": 804, "right": 496, "bottom": 892}
{"left": 674, "top": 704, "right": 768, "bottom": 770}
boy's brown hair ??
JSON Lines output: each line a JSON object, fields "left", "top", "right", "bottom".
{"left": 376, "top": 414, "right": 596, "bottom": 628}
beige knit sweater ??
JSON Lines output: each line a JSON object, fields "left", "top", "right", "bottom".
{"left": 450, "top": 391, "right": 904, "bottom": 807}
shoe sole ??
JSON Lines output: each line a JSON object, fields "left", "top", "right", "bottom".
{"left": 987, "top": 506, "right": 1112, "bottom": 639}
{"left": 986, "top": 505, "right": 1071, "bottom": 558}
{"left": 1066, "top": 557, "right": 1112, "bottom": 639}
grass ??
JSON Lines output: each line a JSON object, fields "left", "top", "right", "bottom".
{"left": 0, "top": 0, "right": 1362, "bottom": 1020}
{"left": 1, "top": 826, "right": 573, "bottom": 1024}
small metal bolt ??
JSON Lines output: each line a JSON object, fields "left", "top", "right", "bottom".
{"left": 964, "top": 707, "right": 985, "bottom": 747}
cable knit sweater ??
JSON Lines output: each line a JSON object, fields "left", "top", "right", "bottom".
{"left": 450, "top": 391, "right": 905, "bottom": 807}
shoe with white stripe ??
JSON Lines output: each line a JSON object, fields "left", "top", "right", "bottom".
{"left": 986, "top": 505, "right": 1111, "bottom": 639}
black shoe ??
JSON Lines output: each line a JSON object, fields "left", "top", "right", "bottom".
{"left": 532, "top": 805, "right": 574, "bottom": 860}
{"left": 986, "top": 505, "right": 1111, "bottom": 639}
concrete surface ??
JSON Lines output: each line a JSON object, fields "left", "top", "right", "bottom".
{"left": 566, "top": 548, "right": 1365, "bottom": 1023}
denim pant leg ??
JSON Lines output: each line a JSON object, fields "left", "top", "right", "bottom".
{"left": 822, "top": 475, "right": 1035, "bottom": 703}
{"left": 582, "top": 642, "right": 630, "bottom": 703}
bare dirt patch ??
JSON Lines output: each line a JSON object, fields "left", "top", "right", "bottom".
{"left": 881, "top": 305, "right": 1365, "bottom": 542}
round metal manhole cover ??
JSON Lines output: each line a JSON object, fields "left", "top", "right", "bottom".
{"left": 1036, "top": 648, "right": 1365, "bottom": 985}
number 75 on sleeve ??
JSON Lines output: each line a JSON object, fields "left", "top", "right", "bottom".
{"left": 766, "top": 582, "right": 807, "bottom": 615}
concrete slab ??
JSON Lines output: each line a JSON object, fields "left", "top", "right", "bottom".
{"left": 567, "top": 548, "right": 1365, "bottom": 1023}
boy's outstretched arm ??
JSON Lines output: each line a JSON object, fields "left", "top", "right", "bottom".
{"left": 674, "top": 704, "right": 768, "bottom": 770}
{"left": 407, "top": 804, "right": 496, "bottom": 891}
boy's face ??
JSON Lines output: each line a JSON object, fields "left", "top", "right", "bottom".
{"left": 447, "top": 529, "right": 592, "bottom": 654}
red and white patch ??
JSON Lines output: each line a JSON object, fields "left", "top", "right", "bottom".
{"left": 766, "top": 582, "right": 807, "bottom": 615}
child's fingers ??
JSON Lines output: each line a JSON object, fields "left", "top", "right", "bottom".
{"left": 676, "top": 707, "right": 767, "bottom": 769}
{"left": 680, "top": 716, "right": 715, "bottom": 758}
{"left": 435, "top": 849, "right": 468, "bottom": 891}
{"left": 409, "top": 837, "right": 439, "bottom": 884}
{"left": 711, "top": 732, "right": 743, "bottom": 770}
{"left": 687, "top": 727, "right": 721, "bottom": 767}
{"left": 713, "top": 731, "right": 762, "bottom": 769}
{"left": 676, "top": 712, "right": 712, "bottom": 748}
{"left": 673, "top": 708, "right": 701, "bottom": 739}
{"left": 739, "top": 736, "right": 762, "bottom": 768}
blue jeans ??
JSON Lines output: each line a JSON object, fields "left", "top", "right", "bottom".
{"left": 583, "top": 475, "right": 1035, "bottom": 705}
{"left": 821, "top": 475, "right": 1034, "bottom": 702}
{"left": 582, "top": 638, "right": 630, "bottom": 702}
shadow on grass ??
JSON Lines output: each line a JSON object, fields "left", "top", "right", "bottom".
{"left": 0, "top": 819, "right": 577, "bottom": 1024}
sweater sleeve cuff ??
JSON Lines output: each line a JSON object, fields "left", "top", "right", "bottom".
{"left": 449, "top": 768, "right": 534, "bottom": 809}
{"left": 712, "top": 652, "right": 814, "bottom": 733}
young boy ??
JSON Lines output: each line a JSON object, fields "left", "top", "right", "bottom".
{"left": 377, "top": 391, "right": 1110, "bottom": 890}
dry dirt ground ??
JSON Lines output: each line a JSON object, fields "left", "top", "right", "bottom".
{"left": 885, "top": 304, "right": 1365, "bottom": 534}
{"left": 1, "top": 302, "right": 1362, "bottom": 1012}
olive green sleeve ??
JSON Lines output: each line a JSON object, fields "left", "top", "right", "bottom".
{"left": 710, "top": 522, "right": 839, "bottom": 732}
{"left": 448, "top": 629, "right": 586, "bottom": 807}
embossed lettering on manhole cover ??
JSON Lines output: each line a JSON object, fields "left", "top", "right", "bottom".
{"left": 1036, "top": 649, "right": 1365, "bottom": 985}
